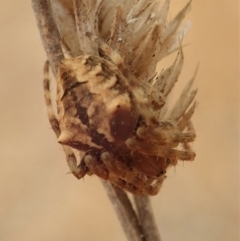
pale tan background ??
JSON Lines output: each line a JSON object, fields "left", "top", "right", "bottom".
{"left": 0, "top": 1, "right": 239, "bottom": 241}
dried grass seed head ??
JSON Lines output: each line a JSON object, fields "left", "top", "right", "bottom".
{"left": 44, "top": 0, "right": 197, "bottom": 195}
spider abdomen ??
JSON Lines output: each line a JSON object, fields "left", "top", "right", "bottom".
{"left": 56, "top": 55, "right": 139, "bottom": 149}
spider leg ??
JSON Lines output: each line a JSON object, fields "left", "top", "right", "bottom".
{"left": 181, "top": 140, "right": 195, "bottom": 159}
{"left": 108, "top": 174, "right": 164, "bottom": 196}
{"left": 85, "top": 151, "right": 145, "bottom": 194}
{"left": 43, "top": 61, "right": 61, "bottom": 137}
{"left": 126, "top": 136, "right": 195, "bottom": 161}
{"left": 43, "top": 61, "right": 88, "bottom": 179}
{"left": 132, "top": 152, "right": 168, "bottom": 177}
{"left": 143, "top": 177, "right": 165, "bottom": 196}
{"left": 101, "top": 152, "right": 148, "bottom": 187}
{"left": 100, "top": 152, "right": 165, "bottom": 195}
{"left": 100, "top": 152, "right": 130, "bottom": 179}
{"left": 62, "top": 147, "right": 88, "bottom": 179}
{"left": 108, "top": 176, "right": 143, "bottom": 195}
{"left": 83, "top": 154, "right": 109, "bottom": 180}
{"left": 136, "top": 124, "right": 196, "bottom": 146}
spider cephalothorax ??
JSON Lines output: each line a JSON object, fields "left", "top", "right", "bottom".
{"left": 44, "top": 39, "right": 196, "bottom": 195}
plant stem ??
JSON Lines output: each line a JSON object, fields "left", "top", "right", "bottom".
{"left": 32, "top": 0, "right": 64, "bottom": 75}
{"left": 101, "top": 181, "right": 146, "bottom": 241}
{"left": 134, "top": 195, "right": 162, "bottom": 241}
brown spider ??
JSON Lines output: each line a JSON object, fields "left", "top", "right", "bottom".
{"left": 43, "top": 39, "right": 196, "bottom": 195}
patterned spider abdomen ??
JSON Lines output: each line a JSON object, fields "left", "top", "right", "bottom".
{"left": 56, "top": 55, "right": 139, "bottom": 151}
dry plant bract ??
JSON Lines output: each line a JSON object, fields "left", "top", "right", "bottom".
{"left": 43, "top": 0, "right": 197, "bottom": 195}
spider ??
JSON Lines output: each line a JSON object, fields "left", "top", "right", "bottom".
{"left": 43, "top": 39, "right": 196, "bottom": 195}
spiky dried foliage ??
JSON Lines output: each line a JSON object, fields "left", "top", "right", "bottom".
{"left": 45, "top": 0, "right": 197, "bottom": 195}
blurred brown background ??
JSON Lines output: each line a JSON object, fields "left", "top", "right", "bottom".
{"left": 0, "top": 1, "right": 239, "bottom": 241}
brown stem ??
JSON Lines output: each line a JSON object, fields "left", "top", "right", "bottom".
{"left": 101, "top": 181, "right": 146, "bottom": 241}
{"left": 32, "top": 0, "right": 64, "bottom": 75}
{"left": 134, "top": 195, "right": 162, "bottom": 241}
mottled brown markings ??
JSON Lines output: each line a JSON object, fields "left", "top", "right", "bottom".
{"left": 98, "top": 48, "right": 112, "bottom": 62}
{"left": 61, "top": 81, "right": 85, "bottom": 101}
{"left": 60, "top": 91, "right": 75, "bottom": 114}
{"left": 71, "top": 81, "right": 88, "bottom": 89}
{"left": 72, "top": 82, "right": 93, "bottom": 107}
{"left": 44, "top": 39, "right": 196, "bottom": 195}
{"left": 67, "top": 141, "right": 92, "bottom": 152}
{"left": 119, "top": 64, "right": 130, "bottom": 80}
{"left": 61, "top": 78, "right": 92, "bottom": 125}
{"left": 59, "top": 70, "right": 75, "bottom": 91}
{"left": 60, "top": 74, "right": 130, "bottom": 155}
{"left": 113, "top": 75, "right": 123, "bottom": 91}
{"left": 70, "top": 89, "right": 78, "bottom": 102}
{"left": 43, "top": 78, "right": 50, "bottom": 91}
{"left": 89, "top": 129, "right": 109, "bottom": 145}
{"left": 75, "top": 158, "right": 89, "bottom": 177}
{"left": 110, "top": 74, "right": 128, "bottom": 93}
{"left": 63, "top": 79, "right": 121, "bottom": 152}
{"left": 109, "top": 105, "right": 137, "bottom": 142}
{"left": 84, "top": 55, "right": 100, "bottom": 68}
{"left": 49, "top": 117, "right": 61, "bottom": 137}
{"left": 149, "top": 116, "right": 159, "bottom": 126}
{"left": 75, "top": 103, "right": 89, "bottom": 126}
{"left": 89, "top": 127, "right": 130, "bottom": 156}
{"left": 100, "top": 61, "right": 115, "bottom": 78}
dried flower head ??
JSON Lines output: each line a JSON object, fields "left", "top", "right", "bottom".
{"left": 44, "top": 0, "right": 197, "bottom": 195}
